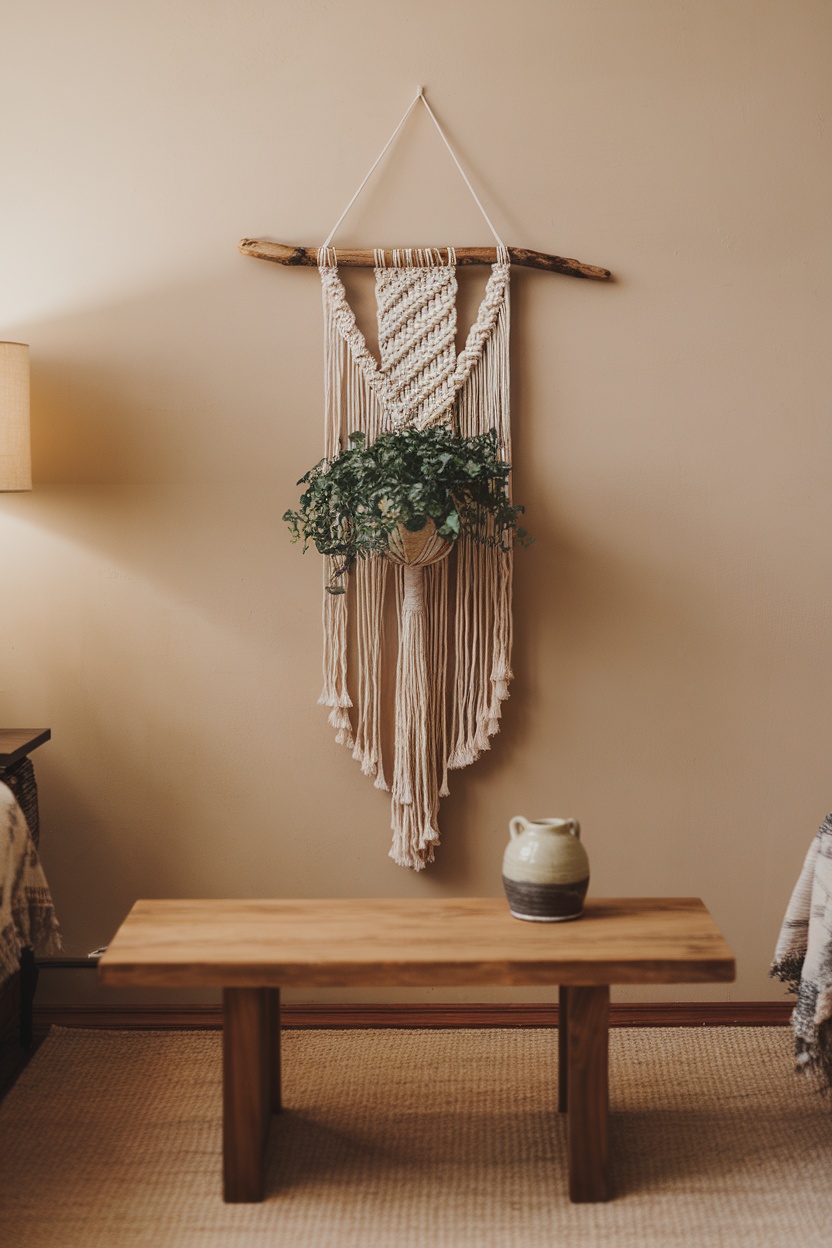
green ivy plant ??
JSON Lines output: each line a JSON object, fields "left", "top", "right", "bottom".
{"left": 284, "top": 425, "right": 531, "bottom": 593}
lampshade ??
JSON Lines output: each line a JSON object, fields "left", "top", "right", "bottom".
{"left": 0, "top": 342, "right": 32, "bottom": 491}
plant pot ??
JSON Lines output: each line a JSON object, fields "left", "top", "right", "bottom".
{"left": 385, "top": 519, "right": 453, "bottom": 568}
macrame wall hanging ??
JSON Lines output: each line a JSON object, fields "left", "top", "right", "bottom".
{"left": 241, "top": 89, "right": 611, "bottom": 869}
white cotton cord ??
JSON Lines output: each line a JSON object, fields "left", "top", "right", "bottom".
{"left": 352, "top": 554, "right": 390, "bottom": 789}
{"left": 371, "top": 560, "right": 390, "bottom": 791}
{"left": 376, "top": 260, "right": 458, "bottom": 429}
{"left": 318, "top": 273, "right": 353, "bottom": 745}
{"left": 321, "top": 87, "right": 505, "bottom": 253}
{"left": 390, "top": 563, "right": 441, "bottom": 869}
{"left": 447, "top": 282, "right": 513, "bottom": 771}
{"left": 416, "top": 90, "right": 506, "bottom": 250}
{"left": 322, "top": 88, "right": 424, "bottom": 249}
{"left": 427, "top": 559, "right": 450, "bottom": 799}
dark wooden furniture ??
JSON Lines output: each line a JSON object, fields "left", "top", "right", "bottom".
{"left": 0, "top": 730, "right": 50, "bottom": 846}
{"left": 0, "top": 728, "right": 52, "bottom": 763}
{"left": 0, "top": 729, "right": 51, "bottom": 1078}
{"left": 99, "top": 896, "right": 735, "bottom": 1205}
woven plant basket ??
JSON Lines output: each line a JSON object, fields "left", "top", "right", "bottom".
{"left": 385, "top": 519, "right": 453, "bottom": 568}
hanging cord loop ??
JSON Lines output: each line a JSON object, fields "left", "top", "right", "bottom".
{"left": 320, "top": 88, "right": 505, "bottom": 259}
{"left": 417, "top": 91, "right": 505, "bottom": 253}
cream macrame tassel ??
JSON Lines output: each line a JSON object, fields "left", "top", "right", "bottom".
{"left": 390, "top": 564, "right": 441, "bottom": 869}
{"left": 317, "top": 254, "right": 353, "bottom": 743}
{"left": 351, "top": 556, "right": 389, "bottom": 790}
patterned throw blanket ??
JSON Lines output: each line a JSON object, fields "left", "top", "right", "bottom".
{"left": 771, "top": 812, "right": 832, "bottom": 1091}
{"left": 0, "top": 781, "right": 61, "bottom": 985}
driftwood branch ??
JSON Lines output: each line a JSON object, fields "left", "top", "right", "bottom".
{"left": 239, "top": 239, "right": 612, "bottom": 281}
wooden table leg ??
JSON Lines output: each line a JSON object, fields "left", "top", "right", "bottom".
{"left": 566, "top": 984, "right": 610, "bottom": 1203}
{"left": 223, "top": 987, "right": 271, "bottom": 1202}
{"left": 558, "top": 985, "right": 569, "bottom": 1113}
{"left": 268, "top": 987, "right": 282, "bottom": 1114}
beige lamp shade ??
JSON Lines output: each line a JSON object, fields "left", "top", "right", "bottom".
{"left": 0, "top": 342, "right": 32, "bottom": 491}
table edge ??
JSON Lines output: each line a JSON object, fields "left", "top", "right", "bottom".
{"left": 98, "top": 896, "right": 735, "bottom": 989}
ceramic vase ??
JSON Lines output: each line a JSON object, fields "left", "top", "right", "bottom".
{"left": 502, "top": 816, "right": 590, "bottom": 922}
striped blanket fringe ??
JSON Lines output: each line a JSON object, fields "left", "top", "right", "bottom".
{"left": 0, "top": 782, "right": 61, "bottom": 985}
{"left": 771, "top": 812, "right": 832, "bottom": 1094}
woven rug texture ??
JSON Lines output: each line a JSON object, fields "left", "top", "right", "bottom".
{"left": 0, "top": 1026, "right": 830, "bottom": 1247}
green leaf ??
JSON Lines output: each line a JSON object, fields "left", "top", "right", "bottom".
{"left": 283, "top": 424, "right": 531, "bottom": 591}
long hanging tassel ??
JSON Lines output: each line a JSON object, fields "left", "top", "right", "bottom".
{"left": 487, "top": 286, "right": 514, "bottom": 731}
{"left": 319, "top": 267, "right": 386, "bottom": 755}
{"left": 354, "top": 371, "right": 391, "bottom": 789}
{"left": 319, "top": 568, "right": 354, "bottom": 747}
{"left": 448, "top": 535, "right": 476, "bottom": 768}
{"left": 318, "top": 268, "right": 353, "bottom": 741}
{"left": 426, "top": 559, "right": 450, "bottom": 797}
{"left": 390, "top": 564, "right": 441, "bottom": 870}
{"left": 352, "top": 555, "right": 389, "bottom": 788}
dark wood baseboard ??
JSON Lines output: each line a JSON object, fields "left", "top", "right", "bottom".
{"left": 33, "top": 1000, "right": 792, "bottom": 1035}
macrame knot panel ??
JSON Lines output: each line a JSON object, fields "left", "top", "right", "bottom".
{"left": 318, "top": 247, "right": 510, "bottom": 432}
{"left": 376, "top": 249, "right": 458, "bottom": 428}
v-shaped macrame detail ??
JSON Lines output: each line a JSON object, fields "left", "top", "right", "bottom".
{"left": 318, "top": 250, "right": 510, "bottom": 430}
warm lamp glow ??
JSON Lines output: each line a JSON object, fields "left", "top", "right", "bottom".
{"left": 0, "top": 342, "right": 32, "bottom": 492}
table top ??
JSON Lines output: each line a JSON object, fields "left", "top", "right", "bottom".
{"left": 0, "top": 729, "right": 51, "bottom": 767}
{"left": 98, "top": 897, "right": 735, "bottom": 989}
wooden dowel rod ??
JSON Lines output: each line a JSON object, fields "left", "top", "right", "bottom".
{"left": 239, "top": 239, "right": 612, "bottom": 281}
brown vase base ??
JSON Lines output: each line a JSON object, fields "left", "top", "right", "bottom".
{"left": 502, "top": 875, "right": 590, "bottom": 923}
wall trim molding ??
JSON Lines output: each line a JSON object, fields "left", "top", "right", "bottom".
{"left": 34, "top": 1001, "right": 792, "bottom": 1033}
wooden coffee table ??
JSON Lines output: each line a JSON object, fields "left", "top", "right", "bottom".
{"left": 98, "top": 897, "right": 734, "bottom": 1204}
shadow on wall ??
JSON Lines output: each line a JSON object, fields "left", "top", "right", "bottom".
{"left": 3, "top": 259, "right": 752, "bottom": 921}
{"left": 436, "top": 512, "right": 735, "bottom": 894}
{"left": 16, "top": 257, "right": 615, "bottom": 651}
{"left": 24, "top": 263, "right": 325, "bottom": 488}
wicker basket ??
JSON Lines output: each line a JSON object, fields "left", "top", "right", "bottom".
{"left": 386, "top": 519, "right": 453, "bottom": 568}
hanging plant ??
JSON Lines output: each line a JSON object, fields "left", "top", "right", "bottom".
{"left": 283, "top": 425, "right": 530, "bottom": 592}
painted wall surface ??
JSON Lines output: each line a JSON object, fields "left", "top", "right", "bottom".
{"left": 2, "top": 1, "right": 831, "bottom": 1005}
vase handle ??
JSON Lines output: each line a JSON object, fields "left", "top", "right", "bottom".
{"left": 509, "top": 816, "right": 527, "bottom": 841}
{"left": 568, "top": 819, "right": 581, "bottom": 839}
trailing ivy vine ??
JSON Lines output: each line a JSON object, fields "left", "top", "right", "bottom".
{"left": 284, "top": 426, "right": 530, "bottom": 592}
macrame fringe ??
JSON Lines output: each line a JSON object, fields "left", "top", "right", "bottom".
{"left": 390, "top": 565, "right": 441, "bottom": 869}
{"left": 352, "top": 556, "right": 389, "bottom": 790}
{"left": 448, "top": 282, "right": 513, "bottom": 771}
{"left": 318, "top": 567, "right": 354, "bottom": 746}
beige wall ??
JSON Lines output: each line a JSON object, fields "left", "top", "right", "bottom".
{"left": 2, "top": 1, "right": 831, "bottom": 1005}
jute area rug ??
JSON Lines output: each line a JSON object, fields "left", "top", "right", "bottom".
{"left": 0, "top": 1026, "right": 830, "bottom": 1247}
